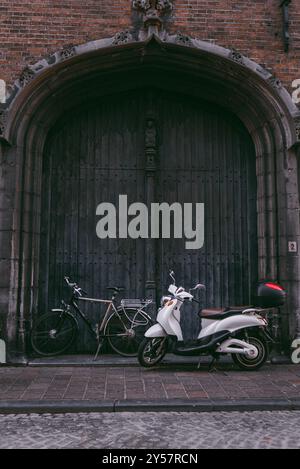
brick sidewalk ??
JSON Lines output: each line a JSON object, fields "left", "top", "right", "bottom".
{"left": 0, "top": 363, "right": 300, "bottom": 404}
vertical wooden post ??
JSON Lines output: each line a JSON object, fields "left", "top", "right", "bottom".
{"left": 144, "top": 113, "right": 158, "bottom": 310}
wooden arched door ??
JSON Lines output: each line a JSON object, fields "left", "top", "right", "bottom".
{"left": 39, "top": 89, "right": 257, "bottom": 350}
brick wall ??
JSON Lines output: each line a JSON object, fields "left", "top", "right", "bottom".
{"left": 0, "top": 0, "right": 299, "bottom": 98}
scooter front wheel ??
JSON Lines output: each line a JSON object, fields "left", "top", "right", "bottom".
{"left": 231, "top": 335, "right": 268, "bottom": 371}
{"left": 138, "top": 337, "right": 168, "bottom": 368}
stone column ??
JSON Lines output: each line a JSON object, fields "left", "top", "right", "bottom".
{"left": 276, "top": 138, "right": 300, "bottom": 347}
{"left": 291, "top": 142, "right": 300, "bottom": 339}
{"left": 0, "top": 141, "right": 24, "bottom": 362}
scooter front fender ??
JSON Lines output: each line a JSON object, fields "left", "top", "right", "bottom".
{"left": 145, "top": 323, "right": 167, "bottom": 338}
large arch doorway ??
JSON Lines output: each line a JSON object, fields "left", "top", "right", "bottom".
{"left": 40, "top": 88, "right": 257, "bottom": 350}
{"left": 1, "top": 34, "right": 299, "bottom": 360}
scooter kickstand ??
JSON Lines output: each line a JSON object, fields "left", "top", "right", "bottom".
{"left": 208, "top": 356, "right": 220, "bottom": 372}
{"left": 197, "top": 358, "right": 201, "bottom": 370}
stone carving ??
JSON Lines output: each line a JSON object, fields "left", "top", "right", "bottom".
{"left": 19, "top": 67, "right": 35, "bottom": 87}
{"left": 256, "top": 65, "right": 270, "bottom": 78}
{"left": 157, "top": 0, "right": 173, "bottom": 11}
{"left": 145, "top": 118, "right": 157, "bottom": 148}
{"left": 59, "top": 45, "right": 76, "bottom": 61}
{"left": 33, "top": 64, "right": 44, "bottom": 72}
{"left": 145, "top": 118, "right": 157, "bottom": 170}
{"left": 5, "top": 84, "right": 18, "bottom": 107}
{"left": 113, "top": 30, "right": 133, "bottom": 45}
{"left": 46, "top": 54, "right": 57, "bottom": 65}
{"left": 16, "top": 47, "right": 76, "bottom": 93}
{"left": 228, "top": 48, "right": 244, "bottom": 65}
{"left": 132, "top": 0, "right": 173, "bottom": 37}
{"left": 268, "top": 75, "right": 282, "bottom": 90}
{"left": 133, "top": 0, "right": 173, "bottom": 14}
{"left": 132, "top": 0, "right": 149, "bottom": 9}
{"left": 175, "top": 32, "right": 193, "bottom": 47}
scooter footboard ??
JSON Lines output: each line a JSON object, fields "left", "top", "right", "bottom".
{"left": 145, "top": 323, "right": 167, "bottom": 338}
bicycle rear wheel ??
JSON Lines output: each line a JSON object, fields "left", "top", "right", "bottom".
{"left": 105, "top": 308, "right": 152, "bottom": 357}
{"left": 30, "top": 311, "right": 78, "bottom": 356}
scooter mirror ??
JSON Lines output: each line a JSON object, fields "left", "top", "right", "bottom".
{"left": 168, "top": 284, "right": 178, "bottom": 295}
{"left": 169, "top": 270, "right": 176, "bottom": 284}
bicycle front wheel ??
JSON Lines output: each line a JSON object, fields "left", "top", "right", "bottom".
{"left": 30, "top": 311, "right": 78, "bottom": 356}
{"left": 105, "top": 308, "right": 152, "bottom": 357}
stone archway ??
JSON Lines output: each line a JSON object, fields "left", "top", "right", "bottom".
{"left": 0, "top": 33, "right": 300, "bottom": 360}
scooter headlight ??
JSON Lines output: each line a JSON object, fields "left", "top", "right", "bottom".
{"left": 166, "top": 300, "right": 174, "bottom": 306}
{"left": 160, "top": 296, "right": 170, "bottom": 307}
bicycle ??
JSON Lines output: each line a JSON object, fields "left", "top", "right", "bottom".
{"left": 30, "top": 276, "right": 153, "bottom": 358}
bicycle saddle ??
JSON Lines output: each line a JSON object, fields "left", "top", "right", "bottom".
{"left": 107, "top": 286, "right": 125, "bottom": 292}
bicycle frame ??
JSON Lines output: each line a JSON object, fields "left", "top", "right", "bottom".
{"left": 65, "top": 295, "right": 114, "bottom": 337}
{"left": 76, "top": 296, "right": 114, "bottom": 334}
{"left": 66, "top": 293, "right": 152, "bottom": 360}
{"left": 66, "top": 293, "right": 150, "bottom": 339}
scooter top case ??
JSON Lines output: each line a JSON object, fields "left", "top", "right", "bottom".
{"left": 254, "top": 281, "right": 286, "bottom": 308}
{"left": 199, "top": 280, "right": 286, "bottom": 320}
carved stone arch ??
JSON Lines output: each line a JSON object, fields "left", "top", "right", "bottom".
{"left": 1, "top": 33, "right": 300, "bottom": 360}
{"left": 1, "top": 34, "right": 299, "bottom": 146}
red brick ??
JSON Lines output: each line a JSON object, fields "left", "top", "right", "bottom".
{"left": 0, "top": 0, "right": 299, "bottom": 95}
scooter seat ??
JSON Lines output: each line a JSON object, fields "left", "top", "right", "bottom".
{"left": 201, "top": 308, "right": 226, "bottom": 317}
{"left": 200, "top": 306, "right": 252, "bottom": 320}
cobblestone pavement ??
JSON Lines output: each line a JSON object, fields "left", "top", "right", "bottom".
{"left": 0, "top": 364, "right": 300, "bottom": 402}
{"left": 0, "top": 411, "right": 300, "bottom": 449}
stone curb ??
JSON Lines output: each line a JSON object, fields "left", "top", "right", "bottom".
{"left": 0, "top": 400, "right": 116, "bottom": 414}
{"left": 5, "top": 354, "right": 292, "bottom": 367}
{"left": 115, "top": 398, "right": 300, "bottom": 412}
{"left": 0, "top": 398, "right": 300, "bottom": 414}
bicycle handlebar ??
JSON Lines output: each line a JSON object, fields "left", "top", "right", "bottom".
{"left": 64, "top": 277, "right": 124, "bottom": 299}
{"left": 64, "top": 276, "right": 87, "bottom": 296}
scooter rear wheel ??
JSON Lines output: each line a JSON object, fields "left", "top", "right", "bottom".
{"left": 231, "top": 335, "right": 268, "bottom": 371}
{"left": 138, "top": 337, "right": 168, "bottom": 368}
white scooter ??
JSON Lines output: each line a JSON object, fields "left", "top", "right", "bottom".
{"left": 138, "top": 271, "right": 285, "bottom": 371}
